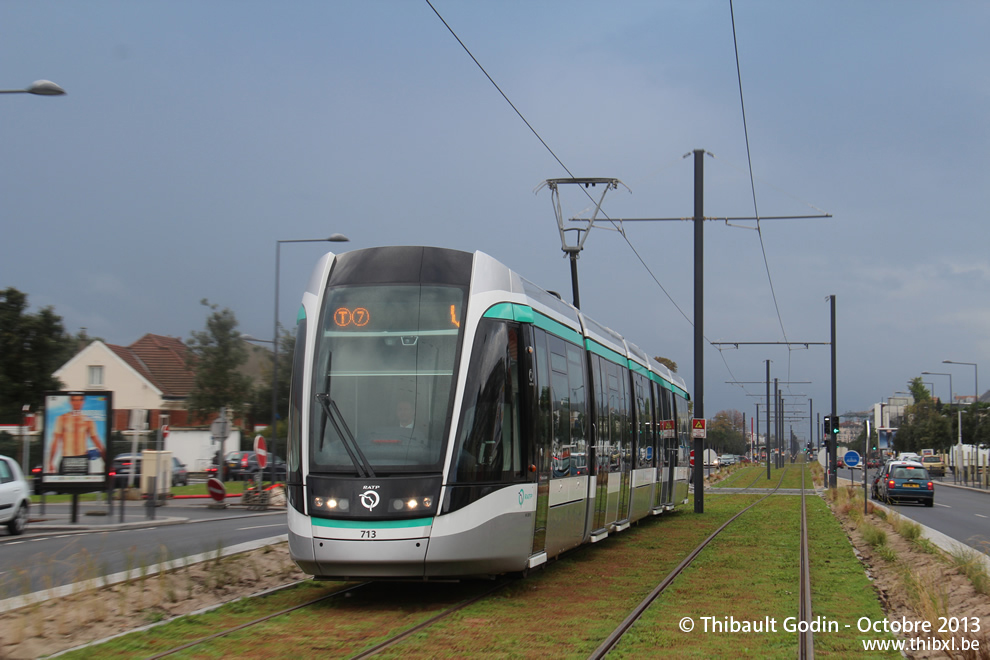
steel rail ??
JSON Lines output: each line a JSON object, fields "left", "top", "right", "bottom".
{"left": 588, "top": 463, "right": 793, "bottom": 659}
{"left": 798, "top": 466, "right": 815, "bottom": 659}
{"left": 145, "top": 581, "right": 373, "bottom": 659}
{"left": 347, "top": 580, "right": 510, "bottom": 659}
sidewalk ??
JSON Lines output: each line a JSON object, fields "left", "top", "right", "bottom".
{"left": 25, "top": 494, "right": 284, "bottom": 533}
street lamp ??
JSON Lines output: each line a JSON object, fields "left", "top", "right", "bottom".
{"left": 943, "top": 360, "right": 979, "bottom": 405}
{"left": 0, "top": 80, "right": 66, "bottom": 96}
{"left": 922, "top": 371, "right": 952, "bottom": 408}
{"left": 270, "top": 234, "right": 349, "bottom": 479}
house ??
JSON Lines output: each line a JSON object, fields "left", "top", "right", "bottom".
{"left": 54, "top": 334, "right": 195, "bottom": 428}
{"left": 51, "top": 334, "right": 242, "bottom": 472}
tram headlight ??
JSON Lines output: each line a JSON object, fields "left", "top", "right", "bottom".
{"left": 390, "top": 496, "right": 434, "bottom": 512}
{"left": 312, "top": 496, "right": 349, "bottom": 511}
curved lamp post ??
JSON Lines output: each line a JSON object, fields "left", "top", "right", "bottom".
{"left": 943, "top": 360, "right": 979, "bottom": 405}
{"left": 0, "top": 80, "right": 66, "bottom": 96}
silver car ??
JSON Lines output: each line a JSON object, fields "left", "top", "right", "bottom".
{"left": 0, "top": 455, "right": 30, "bottom": 535}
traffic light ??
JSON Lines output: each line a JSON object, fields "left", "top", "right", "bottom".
{"left": 823, "top": 415, "right": 831, "bottom": 436}
{"left": 831, "top": 416, "right": 841, "bottom": 435}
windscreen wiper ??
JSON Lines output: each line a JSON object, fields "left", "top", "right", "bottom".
{"left": 316, "top": 393, "right": 376, "bottom": 478}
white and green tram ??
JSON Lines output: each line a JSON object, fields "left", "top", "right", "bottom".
{"left": 286, "top": 246, "right": 691, "bottom": 580}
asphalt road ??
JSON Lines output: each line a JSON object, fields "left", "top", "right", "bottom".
{"left": 839, "top": 466, "right": 990, "bottom": 554}
{"left": 0, "top": 499, "right": 287, "bottom": 599}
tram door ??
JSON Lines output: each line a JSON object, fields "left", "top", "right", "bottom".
{"left": 528, "top": 327, "right": 551, "bottom": 557}
{"left": 656, "top": 387, "right": 674, "bottom": 507}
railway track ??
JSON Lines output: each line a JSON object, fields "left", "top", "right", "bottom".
{"left": 589, "top": 461, "right": 817, "bottom": 659}
{"left": 52, "top": 464, "right": 819, "bottom": 658}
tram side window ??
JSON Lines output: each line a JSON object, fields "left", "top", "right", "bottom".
{"left": 656, "top": 385, "right": 672, "bottom": 467}
{"left": 634, "top": 373, "right": 654, "bottom": 468}
{"left": 548, "top": 336, "right": 588, "bottom": 478}
{"left": 532, "top": 329, "right": 553, "bottom": 476}
{"left": 452, "top": 320, "right": 523, "bottom": 483}
{"left": 675, "top": 395, "right": 691, "bottom": 464}
{"left": 567, "top": 342, "right": 588, "bottom": 475}
{"left": 287, "top": 317, "right": 307, "bottom": 475}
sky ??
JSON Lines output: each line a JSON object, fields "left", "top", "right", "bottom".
{"left": 3, "top": 2, "right": 988, "bottom": 439}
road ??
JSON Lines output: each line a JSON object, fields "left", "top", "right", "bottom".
{"left": 839, "top": 466, "right": 990, "bottom": 554}
{"left": 0, "top": 499, "right": 287, "bottom": 599}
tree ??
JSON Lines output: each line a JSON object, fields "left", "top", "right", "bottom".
{"left": 185, "top": 300, "right": 253, "bottom": 423}
{"left": 908, "top": 376, "right": 931, "bottom": 404}
{"left": 0, "top": 287, "right": 75, "bottom": 422}
{"left": 653, "top": 356, "right": 678, "bottom": 373}
{"left": 706, "top": 409, "right": 747, "bottom": 455}
{"left": 249, "top": 327, "right": 296, "bottom": 441}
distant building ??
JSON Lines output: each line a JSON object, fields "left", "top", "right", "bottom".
{"left": 53, "top": 334, "right": 195, "bottom": 429}
{"left": 51, "top": 334, "right": 251, "bottom": 471}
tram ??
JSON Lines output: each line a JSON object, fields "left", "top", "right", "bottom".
{"left": 286, "top": 246, "right": 692, "bottom": 580}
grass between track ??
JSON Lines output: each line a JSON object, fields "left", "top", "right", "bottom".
{"left": 55, "top": 466, "right": 895, "bottom": 658}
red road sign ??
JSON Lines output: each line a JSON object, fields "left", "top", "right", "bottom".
{"left": 690, "top": 450, "right": 695, "bottom": 467}
{"left": 162, "top": 424, "right": 169, "bottom": 438}
{"left": 207, "top": 477, "right": 226, "bottom": 502}
{"left": 254, "top": 434, "right": 268, "bottom": 469}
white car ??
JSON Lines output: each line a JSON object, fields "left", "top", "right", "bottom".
{"left": 0, "top": 455, "right": 30, "bottom": 535}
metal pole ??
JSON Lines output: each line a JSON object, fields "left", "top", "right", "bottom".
{"left": 20, "top": 405, "right": 29, "bottom": 473}
{"left": 568, "top": 250, "right": 581, "bottom": 309}
{"left": 270, "top": 235, "right": 348, "bottom": 486}
{"left": 693, "top": 148, "right": 705, "bottom": 513}
{"left": 272, "top": 241, "right": 281, "bottom": 486}
{"left": 864, "top": 419, "right": 870, "bottom": 514}
{"left": 829, "top": 294, "right": 837, "bottom": 488}
{"left": 766, "top": 360, "right": 771, "bottom": 480}
{"left": 808, "top": 399, "right": 813, "bottom": 453}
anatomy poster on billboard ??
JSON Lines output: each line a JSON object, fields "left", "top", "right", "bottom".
{"left": 42, "top": 391, "right": 111, "bottom": 489}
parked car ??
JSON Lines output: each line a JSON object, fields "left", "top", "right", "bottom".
{"left": 110, "top": 454, "right": 142, "bottom": 488}
{"left": 921, "top": 455, "right": 945, "bottom": 477}
{"left": 110, "top": 454, "right": 189, "bottom": 488}
{"left": 871, "top": 460, "right": 933, "bottom": 507}
{"left": 0, "top": 455, "right": 31, "bottom": 535}
{"left": 172, "top": 457, "right": 189, "bottom": 486}
{"left": 31, "top": 465, "right": 44, "bottom": 495}
{"left": 225, "top": 450, "right": 287, "bottom": 482}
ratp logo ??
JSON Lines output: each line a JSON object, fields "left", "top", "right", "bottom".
{"left": 359, "top": 490, "right": 380, "bottom": 511}
{"left": 517, "top": 488, "right": 534, "bottom": 506}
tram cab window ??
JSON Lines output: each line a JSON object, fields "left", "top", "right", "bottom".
{"left": 452, "top": 320, "right": 523, "bottom": 483}
{"left": 310, "top": 284, "right": 464, "bottom": 473}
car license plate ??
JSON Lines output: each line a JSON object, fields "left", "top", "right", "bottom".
{"left": 903, "top": 483, "right": 919, "bottom": 488}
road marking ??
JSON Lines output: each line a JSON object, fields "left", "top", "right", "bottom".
{"left": 976, "top": 514, "right": 988, "bottom": 518}
{"left": 239, "top": 523, "right": 285, "bottom": 531}
{"left": 935, "top": 503, "right": 951, "bottom": 508}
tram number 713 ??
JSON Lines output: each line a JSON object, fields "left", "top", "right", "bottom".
{"left": 360, "top": 530, "right": 377, "bottom": 539}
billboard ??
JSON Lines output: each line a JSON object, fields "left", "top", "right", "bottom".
{"left": 42, "top": 391, "right": 111, "bottom": 490}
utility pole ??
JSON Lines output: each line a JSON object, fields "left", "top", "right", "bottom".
{"left": 692, "top": 149, "right": 705, "bottom": 513}
{"left": 829, "top": 294, "right": 837, "bottom": 488}
{"left": 540, "top": 151, "right": 830, "bottom": 514}
{"left": 766, "top": 360, "right": 771, "bottom": 480}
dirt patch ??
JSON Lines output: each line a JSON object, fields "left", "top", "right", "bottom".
{"left": 0, "top": 542, "right": 307, "bottom": 660}
{"left": 831, "top": 489, "right": 990, "bottom": 659}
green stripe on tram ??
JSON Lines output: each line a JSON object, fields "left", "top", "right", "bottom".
{"left": 312, "top": 517, "right": 434, "bottom": 530}
{"left": 482, "top": 302, "right": 688, "bottom": 399}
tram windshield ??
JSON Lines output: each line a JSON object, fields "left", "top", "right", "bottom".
{"left": 309, "top": 284, "right": 465, "bottom": 473}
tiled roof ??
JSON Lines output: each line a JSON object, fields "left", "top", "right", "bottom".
{"left": 108, "top": 334, "right": 195, "bottom": 398}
